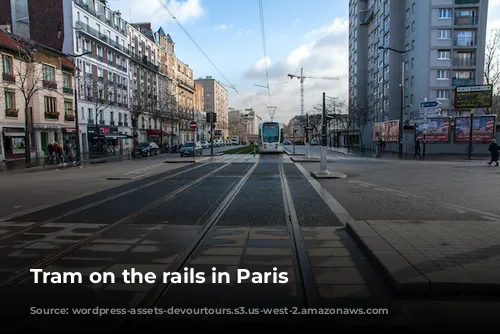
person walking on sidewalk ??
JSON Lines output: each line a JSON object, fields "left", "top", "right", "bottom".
{"left": 64, "top": 142, "right": 76, "bottom": 165}
{"left": 487, "top": 139, "right": 499, "bottom": 166}
{"left": 47, "top": 143, "right": 54, "bottom": 163}
{"left": 413, "top": 138, "right": 423, "bottom": 159}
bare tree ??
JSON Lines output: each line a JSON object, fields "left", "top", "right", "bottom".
{"left": 348, "top": 101, "right": 371, "bottom": 151}
{"left": 1, "top": 35, "right": 61, "bottom": 165}
{"left": 151, "top": 88, "right": 177, "bottom": 147}
{"left": 83, "top": 76, "right": 110, "bottom": 155}
{"left": 228, "top": 111, "right": 246, "bottom": 138}
{"left": 484, "top": 29, "right": 500, "bottom": 115}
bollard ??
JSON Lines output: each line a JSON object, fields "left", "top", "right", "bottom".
{"left": 253, "top": 146, "right": 256, "bottom": 158}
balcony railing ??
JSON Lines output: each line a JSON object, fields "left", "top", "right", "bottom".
{"left": 110, "top": 121, "right": 115, "bottom": 126}
{"left": 2, "top": 72, "right": 15, "bottom": 83}
{"left": 359, "top": 9, "right": 374, "bottom": 26}
{"left": 453, "top": 57, "right": 476, "bottom": 66}
{"left": 99, "top": 120, "right": 105, "bottom": 125}
{"left": 65, "top": 113, "right": 75, "bottom": 122}
{"left": 128, "top": 53, "right": 159, "bottom": 72}
{"left": 43, "top": 80, "right": 57, "bottom": 89}
{"left": 63, "top": 87, "right": 73, "bottom": 94}
{"left": 5, "top": 108, "right": 18, "bottom": 117}
{"left": 88, "top": 119, "right": 94, "bottom": 124}
{"left": 45, "top": 111, "right": 59, "bottom": 120}
{"left": 454, "top": 16, "right": 478, "bottom": 25}
{"left": 118, "top": 121, "right": 123, "bottom": 126}
{"left": 75, "top": 21, "right": 129, "bottom": 54}
{"left": 454, "top": 37, "right": 476, "bottom": 47}
{"left": 455, "top": 0, "right": 479, "bottom": 4}
{"left": 124, "top": 122, "right": 129, "bottom": 127}
{"left": 452, "top": 77, "right": 476, "bottom": 86}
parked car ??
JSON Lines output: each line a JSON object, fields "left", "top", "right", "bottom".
{"left": 200, "top": 140, "right": 209, "bottom": 149}
{"left": 180, "top": 141, "right": 203, "bottom": 157}
{"left": 136, "top": 142, "right": 159, "bottom": 156}
{"left": 310, "top": 139, "right": 319, "bottom": 146}
{"left": 284, "top": 140, "right": 291, "bottom": 145}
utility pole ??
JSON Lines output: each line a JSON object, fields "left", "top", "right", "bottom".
{"left": 267, "top": 106, "right": 277, "bottom": 121}
{"left": 320, "top": 92, "right": 328, "bottom": 171}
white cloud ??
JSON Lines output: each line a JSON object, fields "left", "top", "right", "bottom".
{"left": 237, "top": 18, "right": 349, "bottom": 124}
{"left": 108, "top": 0, "right": 204, "bottom": 28}
{"left": 488, "top": 18, "right": 500, "bottom": 30}
{"left": 216, "top": 24, "right": 233, "bottom": 31}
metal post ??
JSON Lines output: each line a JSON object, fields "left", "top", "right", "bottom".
{"left": 74, "top": 70, "right": 81, "bottom": 162}
{"left": 468, "top": 110, "right": 474, "bottom": 159}
{"left": 210, "top": 112, "right": 214, "bottom": 156}
{"left": 399, "top": 58, "right": 404, "bottom": 158}
{"left": 306, "top": 113, "right": 310, "bottom": 157}
{"left": 193, "top": 128, "right": 196, "bottom": 158}
{"left": 292, "top": 128, "right": 296, "bottom": 154}
{"left": 320, "top": 92, "right": 328, "bottom": 171}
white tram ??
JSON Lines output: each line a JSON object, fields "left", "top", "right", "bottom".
{"left": 258, "top": 122, "right": 284, "bottom": 153}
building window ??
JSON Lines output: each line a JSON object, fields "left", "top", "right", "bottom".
{"left": 2, "top": 54, "right": 13, "bottom": 74}
{"left": 436, "top": 90, "right": 450, "bottom": 99}
{"left": 438, "top": 50, "right": 451, "bottom": 59}
{"left": 64, "top": 101, "right": 73, "bottom": 115}
{"left": 412, "top": 2, "right": 415, "bottom": 15}
{"left": 5, "top": 90, "right": 15, "bottom": 110}
{"left": 438, "top": 9, "right": 452, "bottom": 19}
{"left": 406, "top": 9, "right": 410, "bottom": 19}
{"left": 437, "top": 70, "right": 450, "bottom": 79}
{"left": 411, "top": 40, "right": 415, "bottom": 50}
{"left": 412, "top": 21, "right": 415, "bottom": 32}
{"left": 405, "top": 26, "right": 409, "bottom": 37}
{"left": 42, "top": 64, "right": 55, "bottom": 82}
{"left": 438, "top": 29, "right": 451, "bottom": 39}
{"left": 63, "top": 72, "right": 72, "bottom": 88}
{"left": 44, "top": 96, "right": 57, "bottom": 112}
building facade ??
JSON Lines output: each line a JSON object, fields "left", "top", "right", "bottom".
{"left": 240, "top": 108, "right": 261, "bottom": 135}
{"left": 349, "top": 0, "right": 489, "bottom": 149}
{"left": 0, "top": 29, "right": 75, "bottom": 165}
{"left": 195, "top": 76, "right": 228, "bottom": 139}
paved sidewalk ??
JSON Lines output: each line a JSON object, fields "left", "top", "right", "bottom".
{"left": 347, "top": 220, "right": 500, "bottom": 295}
{"left": 326, "top": 147, "right": 489, "bottom": 161}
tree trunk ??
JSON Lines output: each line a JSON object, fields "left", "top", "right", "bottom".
{"left": 24, "top": 105, "right": 31, "bottom": 165}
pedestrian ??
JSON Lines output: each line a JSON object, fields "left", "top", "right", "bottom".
{"left": 47, "top": 143, "right": 54, "bottom": 163}
{"left": 64, "top": 142, "right": 75, "bottom": 165}
{"left": 414, "top": 138, "right": 423, "bottom": 159}
{"left": 487, "top": 139, "right": 499, "bottom": 167}
{"left": 53, "top": 142, "right": 60, "bottom": 164}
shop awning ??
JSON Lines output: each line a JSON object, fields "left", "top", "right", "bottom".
{"left": 146, "top": 129, "right": 171, "bottom": 136}
{"left": 64, "top": 128, "right": 77, "bottom": 133}
{"left": 92, "top": 134, "right": 132, "bottom": 140}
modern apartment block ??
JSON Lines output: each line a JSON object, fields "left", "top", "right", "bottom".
{"left": 349, "top": 0, "right": 489, "bottom": 135}
{"left": 195, "top": 76, "right": 228, "bottom": 139}
{"left": 240, "top": 108, "right": 262, "bottom": 135}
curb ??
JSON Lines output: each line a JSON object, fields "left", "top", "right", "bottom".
{"left": 346, "top": 220, "right": 500, "bottom": 296}
{"left": 346, "top": 220, "right": 430, "bottom": 294}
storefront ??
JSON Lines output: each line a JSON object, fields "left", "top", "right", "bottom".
{"left": 88, "top": 126, "right": 132, "bottom": 155}
{"left": 146, "top": 129, "right": 171, "bottom": 145}
{"left": 33, "top": 123, "right": 63, "bottom": 158}
{"left": 1, "top": 127, "right": 26, "bottom": 160}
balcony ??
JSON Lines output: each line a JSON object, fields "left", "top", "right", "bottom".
{"left": 43, "top": 80, "right": 57, "bottom": 89}
{"left": 359, "top": 9, "right": 374, "bottom": 26}
{"left": 63, "top": 87, "right": 73, "bottom": 94}
{"left": 45, "top": 111, "right": 59, "bottom": 120}
{"left": 118, "top": 121, "right": 123, "bottom": 126}
{"left": 75, "top": 21, "right": 129, "bottom": 55}
{"left": 88, "top": 119, "right": 94, "bottom": 124}
{"left": 110, "top": 121, "right": 115, "bottom": 126}
{"left": 64, "top": 113, "right": 75, "bottom": 122}
{"left": 178, "top": 80, "right": 195, "bottom": 92}
{"left": 454, "top": 37, "right": 476, "bottom": 47}
{"left": 453, "top": 57, "right": 476, "bottom": 67}
{"left": 455, "top": 16, "right": 478, "bottom": 25}
{"left": 108, "top": 60, "right": 114, "bottom": 65}
{"left": 124, "top": 122, "right": 129, "bottom": 127}
{"left": 99, "top": 120, "right": 105, "bottom": 125}
{"left": 5, "top": 108, "right": 18, "bottom": 117}
{"left": 128, "top": 53, "right": 159, "bottom": 72}
{"left": 2, "top": 72, "right": 15, "bottom": 83}
{"left": 452, "top": 77, "right": 476, "bottom": 86}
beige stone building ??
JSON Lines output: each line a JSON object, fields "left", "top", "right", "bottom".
{"left": 194, "top": 76, "right": 228, "bottom": 139}
{"left": 0, "top": 29, "right": 75, "bottom": 165}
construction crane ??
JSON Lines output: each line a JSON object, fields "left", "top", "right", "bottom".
{"left": 287, "top": 67, "right": 340, "bottom": 121}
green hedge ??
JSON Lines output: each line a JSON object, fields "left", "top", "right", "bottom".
{"left": 222, "top": 145, "right": 258, "bottom": 154}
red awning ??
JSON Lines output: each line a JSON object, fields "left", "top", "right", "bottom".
{"left": 146, "top": 129, "right": 171, "bottom": 136}
{"left": 64, "top": 128, "right": 77, "bottom": 133}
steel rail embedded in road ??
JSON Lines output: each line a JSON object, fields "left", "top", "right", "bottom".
{"left": 0, "top": 163, "right": 207, "bottom": 243}
{"left": 278, "top": 159, "right": 320, "bottom": 324}
{"left": 0, "top": 163, "right": 232, "bottom": 291}
{"left": 120, "top": 157, "right": 261, "bottom": 330}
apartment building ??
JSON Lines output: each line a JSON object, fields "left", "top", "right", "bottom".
{"left": 0, "top": 29, "right": 75, "bottom": 164}
{"left": 240, "top": 108, "right": 261, "bottom": 135}
{"left": 349, "top": 0, "right": 489, "bottom": 144}
{"left": 195, "top": 76, "right": 228, "bottom": 139}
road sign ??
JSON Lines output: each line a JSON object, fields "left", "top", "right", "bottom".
{"left": 189, "top": 121, "right": 197, "bottom": 130}
{"left": 419, "top": 101, "right": 441, "bottom": 109}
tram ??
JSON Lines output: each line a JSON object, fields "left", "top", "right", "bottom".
{"left": 258, "top": 121, "right": 285, "bottom": 153}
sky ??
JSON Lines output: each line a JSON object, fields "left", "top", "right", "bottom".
{"left": 108, "top": 0, "right": 500, "bottom": 124}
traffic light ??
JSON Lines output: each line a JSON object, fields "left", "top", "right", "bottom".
{"left": 206, "top": 112, "right": 217, "bottom": 123}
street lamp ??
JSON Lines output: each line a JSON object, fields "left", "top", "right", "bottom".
{"left": 378, "top": 46, "right": 411, "bottom": 158}
{"left": 67, "top": 51, "right": 92, "bottom": 162}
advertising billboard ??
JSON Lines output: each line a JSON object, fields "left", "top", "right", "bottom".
{"left": 372, "top": 120, "right": 399, "bottom": 142}
{"left": 454, "top": 115, "right": 496, "bottom": 143}
{"left": 414, "top": 117, "right": 451, "bottom": 143}
{"left": 454, "top": 85, "right": 493, "bottom": 109}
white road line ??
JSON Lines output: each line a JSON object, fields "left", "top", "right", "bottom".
{"left": 124, "top": 163, "right": 165, "bottom": 175}
{"left": 0, "top": 205, "right": 50, "bottom": 222}
{"left": 130, "top": 172, "right": 152, "bottom": 180}
{"left": 348, "top": 179, "right": 500, "bottom": 221}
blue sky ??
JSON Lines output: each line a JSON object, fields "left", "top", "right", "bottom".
{"left": 109, "top": 0, "right": 500, "bottom": 124}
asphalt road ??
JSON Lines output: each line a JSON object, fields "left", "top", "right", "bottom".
{"left": 0, "top": 152, "right": 498, "bottom": 330}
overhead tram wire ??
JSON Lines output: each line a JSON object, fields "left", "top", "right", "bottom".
{"left": 258, "top": 0, "right": 272, "bottom": 106}
{"left": 156, "top": 0, "right": 251, "bottom": 109}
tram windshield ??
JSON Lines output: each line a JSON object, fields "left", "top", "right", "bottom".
{"left": 262, "top": 123, "right": 279, "bottom": 143}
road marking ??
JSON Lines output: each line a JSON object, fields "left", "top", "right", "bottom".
{"left": 124, "top": 163, "right": 165, "bottom": 175}
{"left": 0, "top": 205, "right": 50, "bottom": 222}
{"left": 130, "top": 172, "right": 152, "bottom": 180}
{"left": 348, "top": 179, "right": 500, "bottom": 221}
